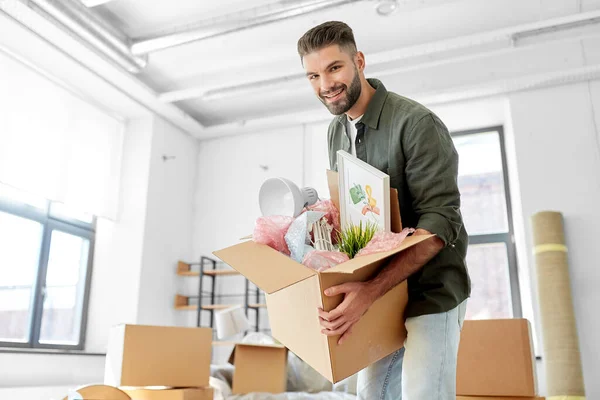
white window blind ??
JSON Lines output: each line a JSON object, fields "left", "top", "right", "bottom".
{"left": 0, "top": 50, "right": 123, "bottom": 220}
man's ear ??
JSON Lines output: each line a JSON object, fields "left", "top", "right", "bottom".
{"left": 354, "top": 51, "right": 366, "bottom": 71}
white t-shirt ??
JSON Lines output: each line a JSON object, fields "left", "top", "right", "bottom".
{"left": 345, "top": 114, "right": 364, "bottom": 156}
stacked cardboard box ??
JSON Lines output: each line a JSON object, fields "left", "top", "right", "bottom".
{"left": 227, "top": 343, "right": 288, "bottom": 394}
{"left": 104, "top": 324, "right": 214, "bottom": 400}
{"left": 456, "top": 319, "right": 544, "bottom": 400}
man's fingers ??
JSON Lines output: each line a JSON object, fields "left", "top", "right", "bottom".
{"left": 318, "top": 304, "right": 346, "bottom": 322}
{"left": 338, "top": 324, "right": 355, "bottom": 345}
{"left": 324, "top": 283, "right": 352, "bottom": 297}
{"left": 321, "top": 320, "right": 353, "bottom": 336}
{"left": 319, "top": 316, "right": 346, "bottom": 330}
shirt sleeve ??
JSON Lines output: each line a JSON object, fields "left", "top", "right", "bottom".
{"left": 403, "top": 113, "right": 464, "bottom": 246}
{"left": 327, "top": 121, "right": 337, "bottom": 171}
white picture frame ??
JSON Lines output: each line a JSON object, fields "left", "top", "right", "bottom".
{"left": 336, "top": 150, "right": 391, "bottom": 233}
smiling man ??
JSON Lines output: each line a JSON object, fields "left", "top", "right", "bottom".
{"left": 297, "top": 21, "right": 471, "bottom": 400}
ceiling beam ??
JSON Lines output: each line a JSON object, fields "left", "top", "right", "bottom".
{"left": 158, "top": 9, "right": 600, "bottom": 104}
{"left": 131, "top": 0, "right": 359, "bottom": 55}
{"left": 196, "top": 64, "right": 600, "bottom": 140}
{"left": 80, "top": 0, "right": 117, "bottom": 7}
{"left": 0, "top": 0, "right": 206, "bottom": 135}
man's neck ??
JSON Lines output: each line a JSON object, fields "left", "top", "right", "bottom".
{"left": 345, "top": 79, "right": 376, "bottom": 120}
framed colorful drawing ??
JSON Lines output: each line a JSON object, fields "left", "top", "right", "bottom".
{"left": 336, "top": 150, "right": 390, "bottom": 232}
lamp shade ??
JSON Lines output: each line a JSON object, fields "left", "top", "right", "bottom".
{"left": 259, "top": 177, "right": 318, "bottom": 217}
{"left": 215, "top": 305, "right": 251, "bottom": 340}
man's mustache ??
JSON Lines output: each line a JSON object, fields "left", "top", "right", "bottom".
{"left": 320, "top": 85, "right": 346, "bottom": 97}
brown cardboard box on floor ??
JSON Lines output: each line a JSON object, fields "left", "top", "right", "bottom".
{"left": 457, "top": 319, "right": 538, "bottom": 397}
{"left": 104, "top": 324, "right": 212, "bottom": 388}
{"left": 457, "top": 397, "right": 544, "bottom": 400}
{"left": 123, "top": 387, "right": 214, "bottom": 400}
{"left": 228, "top": 343, "right": 288, "bottom": 394}
{"left": 214, "top": 170, "right": 435, "bottom": 383}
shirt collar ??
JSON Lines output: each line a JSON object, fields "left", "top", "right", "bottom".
{"left": 336, "top": 78, "right": 388, "bottom": 130}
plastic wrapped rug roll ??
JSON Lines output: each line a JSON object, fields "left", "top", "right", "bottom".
{"left": 531, "top": 211, "right": 585, "bottom": 398}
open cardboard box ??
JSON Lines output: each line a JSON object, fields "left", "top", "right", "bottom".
{"left": 228, "top": 343, "right": 288, "bottom": 394}
{"left": 214, "top": 170, "right": 435, "bottom": 383}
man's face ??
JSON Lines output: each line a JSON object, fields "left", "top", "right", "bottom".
{"left": 303, "top": 45, "right": 362, "bottom": 115}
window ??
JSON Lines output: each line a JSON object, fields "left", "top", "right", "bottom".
{"left": 0, "top": 183, "right": 95, "bottom": 350}
{"left": 451, "top": 126, "right": 521, "bottom": 320}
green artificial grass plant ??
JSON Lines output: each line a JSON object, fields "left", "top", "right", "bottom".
{"left": 336, "top": 221, "right": 378, "bottom": 259}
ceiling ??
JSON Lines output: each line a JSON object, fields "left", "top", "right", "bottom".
{"left": 2, "top": 0, "right": 600, "bottom": 139}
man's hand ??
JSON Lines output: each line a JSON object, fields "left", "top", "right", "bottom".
{"left": 317, "top": 281, "right": 376, "bottom": 345}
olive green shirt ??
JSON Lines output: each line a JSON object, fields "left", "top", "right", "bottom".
{"left": 328, "top": 78, "right": 471, "bottom": 318}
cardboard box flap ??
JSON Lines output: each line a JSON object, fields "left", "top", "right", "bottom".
{"left": 228, "top": 343, "right": 286, "bottom": 364}
{"left": 213, "top": 241, "right": 315, "bottom": 294}
{"left": 322, "top": 234, "right": 435, "bottom": 274}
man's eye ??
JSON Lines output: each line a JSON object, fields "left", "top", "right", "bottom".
{"left": 309, "top": 75, "right": 318, "bottom": 80}
{"left": 331, "top": 66, "right": 340, "bottom": 71}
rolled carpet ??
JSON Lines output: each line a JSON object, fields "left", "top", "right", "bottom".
{"left": 531, "top": 211, "right": 585, "bottom": 398}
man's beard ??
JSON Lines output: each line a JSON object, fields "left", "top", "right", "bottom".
{"left": 319, "top": 68, "right": 362, "bottom": 115}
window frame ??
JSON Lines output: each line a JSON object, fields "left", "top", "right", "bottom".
{"left": 451, "top": 125, "right": 522, "bottom": 318}
{"left": 0, "top": 194, "right": 95, "bottom": 351}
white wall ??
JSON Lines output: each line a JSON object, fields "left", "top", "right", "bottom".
{"left": 87, "top": 118, "right": 154, "bottom": 352}
{"left": 136, "top": 117, "right": 199, "bottom": 326}
{"left": 508, "top": 81, "right": 600, "bottom": 398}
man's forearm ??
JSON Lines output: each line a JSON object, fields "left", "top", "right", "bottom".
{"left": 367, "top": 229, "right": 444, "bottom": 300}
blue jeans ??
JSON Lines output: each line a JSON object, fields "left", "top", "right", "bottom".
{"left": 357, "top": 300, "right": 467, "bottom": 400}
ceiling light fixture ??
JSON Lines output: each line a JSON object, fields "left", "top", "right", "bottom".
{"left": 376, "top": 0, "right": 399, "bottom": 16}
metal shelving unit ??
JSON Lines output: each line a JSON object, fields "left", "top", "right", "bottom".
{"left": 175, "top": 256, "right": 267, "bottom": 333}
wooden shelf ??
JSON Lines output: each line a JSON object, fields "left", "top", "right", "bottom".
{"left": 173, "top": 304, "right": 264, "bottom": 310}
{"left": 174, "top": 295, "right": 240, "bottom": 311}
{"left": 177, "top": 271, "right": 200, "bottom": 276}
{"left": 177, "top": 261, "right": 194, "bottom": 275}
{"left": 204, "top": 270, "right": 240, "bottom": 276}
{"left": 177, "top": 260, "right": 239, "bottom": 277}
{"left": 202, "top": 304, "right": 236, "bottom": 310}
{"left": 175, "top": 304, "right": 198, "bottom": 311}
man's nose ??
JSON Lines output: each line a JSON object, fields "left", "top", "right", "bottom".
{"left": 320, "top": 76, "right": 335, "bottom": 93}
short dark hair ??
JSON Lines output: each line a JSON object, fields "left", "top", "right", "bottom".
{"left": 297, "top": 21, "right": 357, "bottom": 60}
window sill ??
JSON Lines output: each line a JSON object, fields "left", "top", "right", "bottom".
{"left": 0, "top": 347, "right": 105, "bottom": 356}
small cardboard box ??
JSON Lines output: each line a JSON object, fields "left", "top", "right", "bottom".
{"left": 123, "top": 388, "right": 214, "bottom": 400}
{"left": 104, "top": 324, "right": 212, "bottom": 388}
{"left": 228, "top": 343, "right": 288, "bottom": 394}
{"left": 457, "top": 319, "right": 537, "bottom": 397}
{"left": 214, "top": 171, "right": 435, "bottom": 383}
{"left": 456, "top": 397, "right": 544, "bottom": 400}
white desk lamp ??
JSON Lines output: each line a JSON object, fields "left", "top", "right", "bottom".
{"left": 215, "top": 305, "right": 251, "bottom": 340}
{"left": 259, "top": 177, "right": 318, "bottom": 217}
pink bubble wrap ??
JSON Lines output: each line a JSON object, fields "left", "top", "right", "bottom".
{"left": 302, "top": 250, "right": 350, "bottom": 272}
{"left": 356, "top": 228, "right": 416, "bottom": 257}
{"left": 306, "top": 199, "right": 341, "bottom": 240}
{"left": 253, "top": 215, "right": 294, "bottom": 255}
